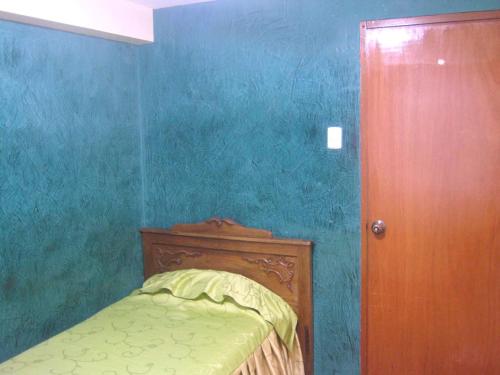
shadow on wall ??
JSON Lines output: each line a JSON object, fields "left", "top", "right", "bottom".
{"left": 0, "top": 20, "right": 144, "bottom": 361}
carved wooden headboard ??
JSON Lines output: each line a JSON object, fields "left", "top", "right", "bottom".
{"left": 140, "top": 218, "right": 314, "bottom": 375}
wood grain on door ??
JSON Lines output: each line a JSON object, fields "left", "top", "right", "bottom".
{"left": 361, "top": 10, "right": 500, "bottom": 375}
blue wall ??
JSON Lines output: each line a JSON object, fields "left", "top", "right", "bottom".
{"left": 0, "top": 22, "right": 143, "bottom": 361}
{"left": 137, "top": 1, "right": 499, "bottom": 373}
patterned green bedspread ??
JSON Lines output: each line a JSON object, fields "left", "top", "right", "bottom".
{"left": 0, "top": 292, "right": 272, "bottom": 375}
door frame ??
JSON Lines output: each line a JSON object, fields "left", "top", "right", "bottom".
{"left": 359, "top": 9, "right": 500, "bottom": 374}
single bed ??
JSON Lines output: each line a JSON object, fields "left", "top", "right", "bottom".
{"left": 0, "top": 218, "right": 313, "bottom": 375}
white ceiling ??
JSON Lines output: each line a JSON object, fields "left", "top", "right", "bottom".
{"left": 127, "top": 0, "right": 213, "bottom": 9}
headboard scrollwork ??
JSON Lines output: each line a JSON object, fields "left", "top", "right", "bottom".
{"left": 140, "top": 218, "right": 313, "bottom": 374}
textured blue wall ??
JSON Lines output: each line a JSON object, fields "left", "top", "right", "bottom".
{"left": 0, "top": 22, "right": 143, "bottom": 361}
{"left": 137, "top": 1, "right": 499, "bottom": 373}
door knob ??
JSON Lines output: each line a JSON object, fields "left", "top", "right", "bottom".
{"left": 371, "top": 220, "right": 386, "bottom": 235}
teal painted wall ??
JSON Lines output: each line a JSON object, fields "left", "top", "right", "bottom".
{"left": 137, "top": 1, "right": 499, "bottom": 373}
{"left": 0, "top": 22, "right": 143, "bottom": 361}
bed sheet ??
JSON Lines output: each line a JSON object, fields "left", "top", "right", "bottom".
{"left": 0, "top": 292, "right": 272, "bottom": 375}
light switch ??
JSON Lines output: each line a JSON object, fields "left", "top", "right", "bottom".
{"left": 327, "top": 127, "right": 342, "bottom": 149}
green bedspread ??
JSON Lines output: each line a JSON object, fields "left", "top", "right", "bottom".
{"left": 0, "top": 292, "right": 272, "bottom": 375}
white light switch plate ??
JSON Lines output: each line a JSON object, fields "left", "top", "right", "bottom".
{"left": 327, "top": 127, "right": 342, "bottom": 149}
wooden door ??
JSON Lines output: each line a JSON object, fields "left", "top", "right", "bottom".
{"left": 361, "top": 11, "right": 500, "bottom": 374}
